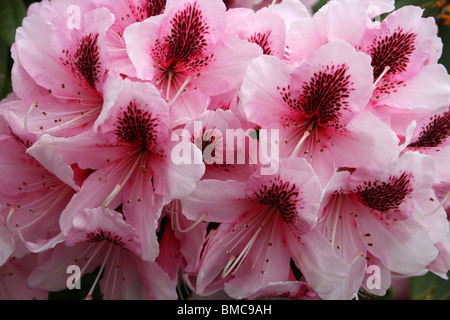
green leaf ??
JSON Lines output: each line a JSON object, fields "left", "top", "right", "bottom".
{"left": 312, "top": 0, "right": 329, "bottom": 13}
{"left": 410, "top": 272, "right": 450, "bottom": 300}
{"left": 357, "top": 287, "right": 395, "bottom": 300}
{"left": 438, "top": 23, "right": 450, "bottom": 72}
{"left": 0, "top": 0, "right": 27, "bottom": 47}
{"left": 0, "top": 40, "right": 12, "bottom": 100}
{"left": 393, "top": 0, "right": 430, "bottom": 9}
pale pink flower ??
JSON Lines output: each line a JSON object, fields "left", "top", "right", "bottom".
{"left": 181, "top": 158, "right": 349, "bottom": 299}
{"left": 1, "top": 0, "right": 449, "bottom": 301}
{"left": 315, "top": 152, "right": 439, "bottom": 299}
{"left": 240, "top": 41, "right": 399, "bottom": 184}
{"left": 27, "top": 78, "right": 205, "bottom": 261}
{"left": 225, "top": 0, "right": 311, "bottom": 62}
{"left": 285, "top": 0, "right": 395, "bottom": 62}
{"left": 402, "top": 106, "right": 450, "bottom": 184}
{"left": 181, "top": 109, "right": 259, "bottom": 182}
{"left": 361, "top": 6, "right": 450, "bottom": 110}
{"left": 27, "top": 207, "right": 177, "bottom": 300}
{"left": 225, "top": 6, "right": 287, "bottom": 59}
{"left": 92, "top": 0, "right": 173, "bottom": 77}
{"left": 124, "top": 0, "right": 261, "bottom": 119}
{"left": 286, "top": 1, "right": 450, "bottom": 110}
{"left": 0, "top": 106, "right": 83, "bottom": 257}
{"left": 11, "top": 1, "right": 115, "bottom": 137}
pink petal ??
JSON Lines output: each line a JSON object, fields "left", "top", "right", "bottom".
{"left": 289, "top": 230, "right": 350, "bottom": 299}
{"left": 180, "top": 179, "right": 251, "bottom": 223}
{"left": 356, "top": 204, "right": 438, "bottom": 274}
{"left": 0, "top": 223, "right": 15, "bottom": 266}
{"left": 0, "top": 254, "right": 48, "bottom": 299}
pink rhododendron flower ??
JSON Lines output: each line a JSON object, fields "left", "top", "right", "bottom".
{"left": 0, "top": 0, "right": 449, "bottom": 301}
{"left": 27, "top": 78, "right": 204, "bottom": 262}
{"left": 402, "top": 106, "right": 450, "bottom": 184}
{"left": 124, "top": 0, "right": 261, "bottom": 120}
{"left": 181, "top": 158, "right": 349, "bottom": 299}
{"left": 91, "top": 0, "right": 173, "bottom": 77}
{"left": 240, "top": 41, "right": 399, "bottom": 184}
{"left": 225, "top": 6, "right": 288, "bottom": 59}
{"left": 27, "top": 207, "right": 177, "bottom": 299}
{"left": 180, "top": 109, "right": 260, "bottom": 181}
{"left": 11, "top": 1, "right": 116, "bottom": 137}
{"left": 0, "top": 105, "right": 83, "bottom": 257}
{"left": 315, "top": 152, "right": 440, "bottom": 299}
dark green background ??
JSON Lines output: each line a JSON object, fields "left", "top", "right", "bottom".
{"left": 0, "top": 0, "right": 448, "bottom": 300}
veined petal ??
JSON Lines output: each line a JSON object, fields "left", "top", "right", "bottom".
{"left": 180, "top": 179, "right": 251, "bottom": 223}
{"left": 0, "top": 254, "right": 48, "bottom": 300}
{"left": 324, "top": 111, "right": 399, "bottom": 169}
{"left": 356, "top": 202, "right": 438, "bottom": 274}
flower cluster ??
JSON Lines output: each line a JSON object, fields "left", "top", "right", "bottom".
{"left": 0, "top": 0, "right": 449, "bottom": 300}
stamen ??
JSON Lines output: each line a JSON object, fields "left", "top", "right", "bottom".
{"left": 174, "top": 211, "right": 208, "bottom": 233}
{"left": 25, "top": 103, "right": 101, "bottom": 134}
{"left": 79, "top": 242, "right": 106, "bottom": 279}
{"left": 222, "top": 227, "right": 260, "bottom": 277}
{"left": 221, "top": 206, "right": 267, "bottom": 252}
{"left": 166, "top": 70, "right": 174, "bottom": 102}
{"left": 424, "top": 191, "right": 450, "bottom": 217}
{"left": 222, "top": 256, "right": 237, "bottom": 278}
{"left": 221, "top": 208, "right": 274, "bottom": 278}
{"left": 102, "top": 243, "right": 121, "bottom": 297}
{"left": 291, "top": 130, "right": 310, "bottom": 158}
{"left": 49, "top": 92, "right": 100, "bottom": 106}
{"left": 6, "top": 207, "right": 16, "bottom": 230}
{"left": 6, "top": 185, "right": 71, "bottom": 231}
{"left": 100, "top": 152, "right": 147, "bottom": 207}
{"left": 168, "top": 75, "right": 192, "bottom": 106}
{"left": 24, "top": 101, "right": 39, "bottom": 134}
{"left": 85, "top": 242, "right": 114, "bottom": 300}
{"left": 255, "top": 209, "right": 278, "bottom": 275}
{"left": 373, "top": 66, "right": 391, "bottom": 86}
{"left": 102, "top": 184, "right": 123, "bottom": 208}
{"left": 330, "top": 202, "right": 341, "bottom": 247}
{"left": 350, "top": 251, "right": 364, "bottom": 266}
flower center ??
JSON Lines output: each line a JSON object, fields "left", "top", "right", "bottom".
{"left": 251, "top": 178, "right": 300, "bottom": 227}
{"left": 369, "top": 28, "right": 417, "bottom": 81}
{"left": 151, "top": 2, "right": 213, "bottom": 104}
{"left": 115, "top": 100, "right": 160, "bottom": 152}
{"left": 408, "top": 108, "right": 450, "bottom": 148}
{"left": 86, "top": 228, "right": 126, "bottom": 247}
{"left": 355, "top": 172, "right": 414, "bottom": 220}
{"left": 249, "top": 31, "right": 273, "bottom": 55}
{"left": 281, "top": 64, "right": 352, "bottom": 129}
{"left": 144, "top": 0, "right": 167, "bottom": 18}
